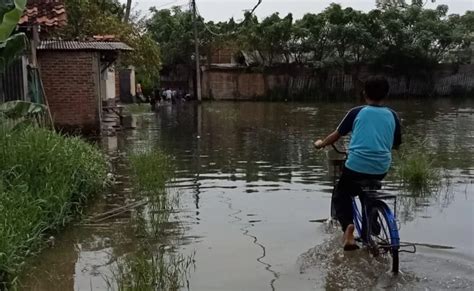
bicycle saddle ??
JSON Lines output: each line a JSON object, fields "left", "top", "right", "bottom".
{"left": 356, "top": 179, "right": 382, "bottom": 190}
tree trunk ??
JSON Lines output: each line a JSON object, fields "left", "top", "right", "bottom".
{"left": 124, "top": 0, "right": 132, "bottom": 23}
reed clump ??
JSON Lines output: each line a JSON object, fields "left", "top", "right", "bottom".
{"left": 393, "top": 136, "right": 440, "bottom": 193}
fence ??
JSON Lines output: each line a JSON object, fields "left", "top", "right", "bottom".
{"left": 0, "top": 57, "right": 28, "bottom": 102}
{"left": 202, "top": 64, "right": 474, "bottom": 100}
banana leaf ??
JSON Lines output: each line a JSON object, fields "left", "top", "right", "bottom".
{"left": 0, "top": 100, "right": 46, "bottom": 119}
{"left": 0, "top": 0, "right": 26, "bottom": 41}
{"left": 0, "top": 32, "right": 26, "bottom": 72}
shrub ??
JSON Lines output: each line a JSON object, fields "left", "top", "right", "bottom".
{"left": 0, "top": 124, "right": 107, "bottom": 285}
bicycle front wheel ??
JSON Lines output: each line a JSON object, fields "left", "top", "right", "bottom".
{"left": 368, "top": 202, "right": 400, "bottom": 274}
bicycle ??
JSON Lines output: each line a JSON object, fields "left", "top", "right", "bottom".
{"left": 326, "top": 144, "right": 415, "bottom": 274}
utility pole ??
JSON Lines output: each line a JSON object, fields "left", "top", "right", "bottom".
{"left": 192, "top": 0, "right": 202, "bottom": 102}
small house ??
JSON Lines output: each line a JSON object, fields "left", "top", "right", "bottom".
{"left": 37, "top": 41, "right": 132, "bottom": 133}
{"left": 0, "top": 0, "right": 133, "bottom": 134}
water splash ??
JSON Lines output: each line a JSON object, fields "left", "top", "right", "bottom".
{"left": 298, "top": 232, "right": 415, "bottom": 290}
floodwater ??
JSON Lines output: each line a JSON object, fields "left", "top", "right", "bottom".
{"left": 20, "top": 99, "right": 474, "bottom": 290}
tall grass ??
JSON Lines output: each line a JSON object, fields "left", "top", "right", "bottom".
{"left": 125, "top": 104, "right": 151, "bottom": 115}
{"left": 128, "top": 149, "right": 174, "bottom": 193}
{"left": 110, "top": 247, "right": 194, "bottom": 291}
{"left": 106, "top": 148, "right": 193, "bottom": 290}
{"left": 392, "top": 136, "right": 441, "bottom": 193}
{"left": 0, "top": 124, "right": 107, "bottom": 286}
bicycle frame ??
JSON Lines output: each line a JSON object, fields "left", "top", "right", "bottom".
{"left": 352, "top": 194, "right": 399, "bottom": 247}
{"left": 352, "top": 197, "right": 364, "bottom": 240}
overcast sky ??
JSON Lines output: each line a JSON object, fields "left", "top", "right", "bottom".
{"left": 126, "top": 0, "right": 474, "bottom": 21}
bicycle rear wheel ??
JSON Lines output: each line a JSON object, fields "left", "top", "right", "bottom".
{"left": 368, "top": 202, "right": 399, "bottom": 274}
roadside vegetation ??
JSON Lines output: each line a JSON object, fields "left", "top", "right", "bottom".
{"left": 58, "top": 0, "right": 161, "bottom": 94}
{"left": 125, "top": 104, "right": 152, "bottom": 115}
{"left": 0, "top": 120, "right": 107, "bottom": 287}
{"left": 0, "top": 2, "right": 109, "bottom": 287}
{"left": 150, "top": 1, "right": 473, "bottom": 71}
{"left": 392, "top": 135, "right": 441, "bottom": 193}
{"left": 105, "top": 148, "right": 193, "bottom": 290}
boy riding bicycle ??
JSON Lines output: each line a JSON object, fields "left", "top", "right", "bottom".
{"left": 314, "top": 76, "right": 402, "bottom": 251}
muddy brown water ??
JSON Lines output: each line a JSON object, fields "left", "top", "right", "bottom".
{"left": 20, "top": 99, "right": 473, "bottom": 290}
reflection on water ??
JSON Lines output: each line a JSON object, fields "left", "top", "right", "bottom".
{"left": 20, "top": 99, "right": 474, "bottom": 290}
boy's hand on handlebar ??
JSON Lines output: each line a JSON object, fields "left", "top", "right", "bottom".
{"left": 314, "top": 139, "right": 325, "bottom": 149}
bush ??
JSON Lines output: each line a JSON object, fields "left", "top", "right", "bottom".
{"left": 0, "top": 124, "right": 107, "bottom": 285}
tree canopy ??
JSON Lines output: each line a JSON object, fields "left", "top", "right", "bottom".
{"left": 146, "top": 2, "right": 473, "bottom": 71}
{"left": 57, "top": 0, "right": 161, "bottom": 88}
{"left": 0, "top": 0, "right": 27, "bottom": 72}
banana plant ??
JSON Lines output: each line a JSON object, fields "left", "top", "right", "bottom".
{"left": 0, "top": 100, "right": 47, "bottom": 130}
{"left": 0, "top": 0, "right": 27, "bottom": 72}
{"left": 0, "top": 100, "right": 46, "bottom": 118}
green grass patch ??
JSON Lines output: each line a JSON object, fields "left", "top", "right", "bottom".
{"left": 104, "top": 148, "right": 194, "bottom": 290}
{"left": 129, "top": 148, "right": 178, "bottom": 238}
{"left": 392, "top": 136, "right": 441, "bottom": 193}
{"left": 108, "top": 247, "right": 194, "bottom": 291}
{"left": 0, "top": 124, "right": 107, "bottom": 286}
{"left": 129, "top": 149, "right": 174, "bottom": 192}
{"left": 125, "top": 104, "right": 151, "bottom": 115}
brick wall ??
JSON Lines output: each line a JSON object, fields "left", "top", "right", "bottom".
{"left": 115, "top": 68, "right": 120, "bottom": 100}
{"left": 38, "top": 50, "right": 100, "bottom": 133}
{"left": 209, "top": 47, "right": 235, "bottom": 64}
{"left": 202, "top": 68, "right": 266, "bottom": 100}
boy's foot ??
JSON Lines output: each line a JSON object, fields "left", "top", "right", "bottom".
{"left": 343, "top": 224, "right": 359, "bottom": 251}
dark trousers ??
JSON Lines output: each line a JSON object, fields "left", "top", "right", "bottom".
{"left": 333, "top": 166, "right": 386, "bottom": 232}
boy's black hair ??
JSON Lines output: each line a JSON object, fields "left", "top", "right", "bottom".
{"left": 364, "top": 76, "right": 389, "bottom": 101}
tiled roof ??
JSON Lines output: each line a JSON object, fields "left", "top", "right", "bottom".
{"left": 19, "top": 0, "right": 67, "bottom": 27}
{"left": 38, "top": 41, "right": 133, "bottom": 51}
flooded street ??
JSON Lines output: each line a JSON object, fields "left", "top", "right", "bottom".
{"left": 21, "top": 99, "right": 473, "bottom": 290}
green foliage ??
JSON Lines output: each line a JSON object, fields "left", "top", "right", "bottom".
{"left": 240, "top": 12, "right": 294, "bottom": 65}
{"left": 105, "top": 149, "right": 193, "bottom": 290}
{"left": 393, "top": 137, "right": 441, "bottom": 192}
{"left": 0, "top": 124, "right": 107, "bottom": 286}
{"left": 0, "top": 100, "right": 46, "bottom": 119}
{"left": 58, "top": 0, "right": 161, "bottom": 89}
{"left": 0, "top": 0, "right": 27, "bottom": 72}
{"left": 0, "top": 32, "right": 26, "bottom": 72}
{"left": 129, "top": 149, "right": 174, "bottom": 193}
{"left": 0, "top": 100, "right": 47, "bottom": 130}
{"left": 146, "top": 7, "right": 196, "bottom": 67}
{"left": 0, "top": 0, "right": 26, "bottom": 40}
{"left": 147, "top": 3, "right": 473, "bottom": 70}
{"left": 125, "top": 104, "right": 150, "bottom": 115}
{"left": 110, "top": 248, "right": 194, "bottom": 291}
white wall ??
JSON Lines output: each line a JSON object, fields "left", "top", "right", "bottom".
{"left": 105, "top": 66, "right": 116, "bottom": 99}
{"left": 129, "top": 66, "right": 136, "bottom": 96}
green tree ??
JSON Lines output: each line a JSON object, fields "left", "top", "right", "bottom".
{"left": 144, "top": 1, "right": 471, "bottom": 72}
{"left": 0, "top": 0, "right": 27, "bottom": 72}
{"left": 146, "top": 7, "right": 197, "bottom": 67}
{"left": 295, "top": 12, "right": 329, "bottom": 64}
{"left": 376, "top": 0, "right": 436, "bottom": 9}
{"left": 58, "top": 0, "right": 161, "bottom": 88}
{"left": 238, "top": 12, "right": 294, "bottom": 65}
